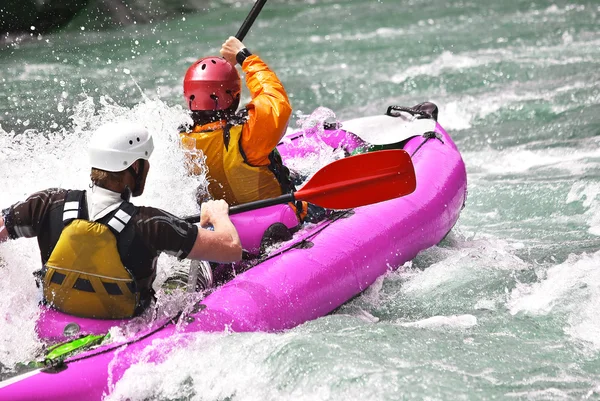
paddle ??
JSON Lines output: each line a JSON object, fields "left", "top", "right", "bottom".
{"left": 235, "top": 0, "right": 268, "bottom": 41}
{"left": 184, "top": 149, "right": 417, "bottom": 223}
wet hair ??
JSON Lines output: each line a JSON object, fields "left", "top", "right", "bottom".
{"left": 91, "top": 163, "right": 144, "bottom": 200}
{"left": 90, "top": 168, "right": 125, "bottom": 186}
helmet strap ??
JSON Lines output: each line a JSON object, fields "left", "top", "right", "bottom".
{"left": 191, "top": 99, "right": 240, "bottom": 126}
{"left": 121, "top": 187, "right": 132, "bottom": 201}
{"left": 126, "top": 160, "right": 146, "bottom": 197}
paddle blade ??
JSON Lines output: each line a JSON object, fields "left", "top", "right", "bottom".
{"left": 295, "top": 149, "right": 416, "bottom": 209}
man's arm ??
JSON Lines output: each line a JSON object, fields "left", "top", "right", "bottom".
{"left": 241, "top": 55, "right": 292, "bottom": 166}
{"left": 187, "top": 200, "right": 242, "bottom": 263}
{"left": 1, "top": 189, "right": 65, "bottom": 242}
{"left": 220, "top": 37, "right": 292, "bottom": 166}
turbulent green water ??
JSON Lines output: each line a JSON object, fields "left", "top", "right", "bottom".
{"left": 1, "top": 0, "right": 600, "bottom": 399}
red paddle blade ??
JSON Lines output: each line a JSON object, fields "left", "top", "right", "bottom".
{"left": 295, "top": 149, "right": 416, "bottom": 209}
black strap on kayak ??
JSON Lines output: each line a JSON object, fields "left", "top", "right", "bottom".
{"left": 385, "top": 102, "right": 444, "bottom": 157}
{"left": 323, "top": 120, "right": 341, "bottom": 130}
{"left": 387, "top": 102, "right": 439, "bottom": 121}
{"left": 410, "top": 131, "right": 444, "bottom": 158}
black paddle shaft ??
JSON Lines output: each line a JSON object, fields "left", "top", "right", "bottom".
{"left": 235, "top": 0, "right": 268, "bottom": 41}
{"left": 184, "top": 192, "right": 295, "bottom": 224}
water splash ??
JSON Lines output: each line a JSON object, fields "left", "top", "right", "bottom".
{"left": 567, "top": 182, "right": 600, "bottom": 236}
{"left": 295, "top": 106, "right": 339, "bottom": 134}
{"left": 400, "top": 314, "right": 478, "bottom": 330}
{"left": 0, "top": 93, "right": 209, "bottom": 368}
{"left": 284, "top": 107, "right": 346, "bottom": 182}
{"left": 508, "top": 251, "right": 600, "bottom": 352}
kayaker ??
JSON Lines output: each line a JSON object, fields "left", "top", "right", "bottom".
{"left": 0, "top": 121, "right": 242, "bottom": 319}
{"left": 179, "top": 36, "right": 309, "bottom": 221}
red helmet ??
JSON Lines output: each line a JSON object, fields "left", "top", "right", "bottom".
{"left": 183, "top": 56, "right": 241, "bottom": 111}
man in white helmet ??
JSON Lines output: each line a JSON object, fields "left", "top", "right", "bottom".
{"left": 0, "top": 121, "right": 242, "bottom": 319}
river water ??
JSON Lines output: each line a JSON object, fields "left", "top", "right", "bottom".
{"left": 1, "top": 0, "right": 600, "bottom": 399}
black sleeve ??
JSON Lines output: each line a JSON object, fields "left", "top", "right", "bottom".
{"left": 3, "top": 189, "right": 66, "bottom": 239}
{"left": 134, "top": 206, "right": 199, "bottom": 260}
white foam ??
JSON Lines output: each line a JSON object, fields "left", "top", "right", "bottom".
{"left": 308, "top": 27, "right": 407, "bottom": 44}
{"left": 391, "top": 51, "right": 484, "bottom": 85}
{"left": 401, "top": 314, "right": 478, "bottom": 330}
{"left": 390, "top": 35, "right": 600, "bottom": 87}
{"left": 284, "top": 107, "right": 347, "bottom": 182}
{"left": 0, "top": 240, "right": 42, "bottom": 366}
{"left": 105, "top": 332, "right": 282, "bottom": 401}
{"left": 0, "top": 93, "right": 207, "bottom": 365}
{"left": 465, "top": 146, "right": 600, "bottom": 176}
{"left": 508, "top": 251, "right": 600, "bottom": 351}
{"left": 543, "top": 4, "right": 586, "bottom": 15}
{"left": 14, "top": 63, "right": 72, "bottom": 81}
{"left": 400, "top": 237, "right": 528, "bottom": 296}
{"left": 566, "top": 182, "right": 600, "bottom": 236}
{"left": 385, "top": 34, "right": 600, "bottom": 132}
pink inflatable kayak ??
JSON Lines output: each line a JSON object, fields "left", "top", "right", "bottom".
{"left": 0, "top": 107, "right": 467, "bottom": 400}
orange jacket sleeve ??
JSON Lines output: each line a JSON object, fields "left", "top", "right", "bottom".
{"left": 240, "top": 55, "right": 292, "bottom": 166}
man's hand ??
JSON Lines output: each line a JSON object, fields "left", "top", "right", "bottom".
{"left": 0, "top": 216, "right": 8, "bottom": 243}
{"left": 220, "top": 36, "right": 246, "bottom": 66}
{"left": 199, "top": 199, "right": 231, "bottom": 228}
{"left": 189, "top": 199, "right": 242, "bottom": 263}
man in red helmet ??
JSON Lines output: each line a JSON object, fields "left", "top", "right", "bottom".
{"left": 180, "top": 36, "right": 307, "bottom": 219}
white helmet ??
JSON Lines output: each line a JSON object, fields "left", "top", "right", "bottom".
{"left": 88, "top": 121, "right": 154, "bottom": 172}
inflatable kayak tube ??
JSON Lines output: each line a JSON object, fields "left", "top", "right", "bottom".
{"left": 0, "top": 106, "right": 467, "bottom": 400}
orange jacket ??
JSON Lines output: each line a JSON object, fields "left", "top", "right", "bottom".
{"left": 241, "top": 54, "right": 292, "bottom": 165}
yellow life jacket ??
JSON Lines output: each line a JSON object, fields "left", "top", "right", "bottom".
{"left": 43, "top": 191, "right": 147, "bottom": 319}
{"left": 180, "top": 123, "right": 293, "bottom": 206}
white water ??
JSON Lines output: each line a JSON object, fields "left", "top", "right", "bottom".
{"left": 2, "top": 0, "right": 600, "bottom": 398}
{"left": 0, "top": 95, "right": 206, "bottom": 367}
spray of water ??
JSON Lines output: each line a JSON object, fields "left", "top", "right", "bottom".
{"left": 0, "top": 91, "right": 209, "bottom": 367}
{"left": 284, "top": 107, "right": 346, "bottom": 182}
{"left": 509, "top": 250, "right": 600, "bottom": 352}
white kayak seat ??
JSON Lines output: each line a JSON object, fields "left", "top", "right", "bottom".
{"left": 341, "top": 113, "right": 437, "bottom": 146}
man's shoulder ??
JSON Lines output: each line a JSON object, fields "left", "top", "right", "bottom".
{"left": 25, "top": 188, "right": 69, "bottom": 203}
{"left": 40, "top": 187, "right": 68, "bottom": 196}
{"left": 131, "top": 206, "right": 197, "bottom": 244}
{"left": 241, "top": 54, "right": 267, "bottom": 71}
{"left": 133, "top": 206, "right": 186, "bottom": 223}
